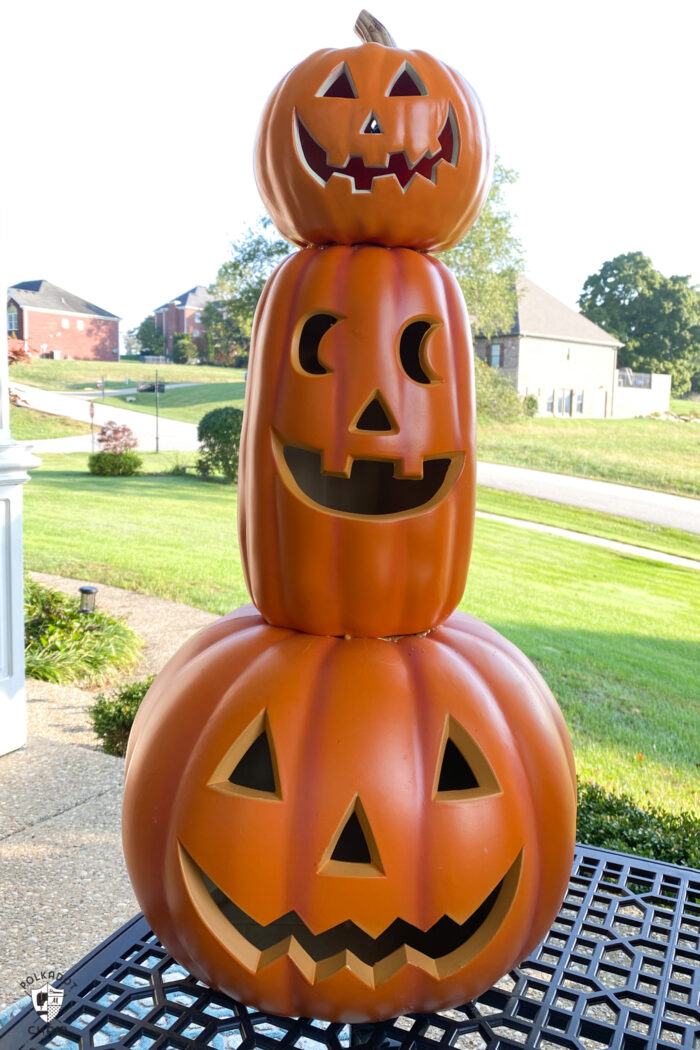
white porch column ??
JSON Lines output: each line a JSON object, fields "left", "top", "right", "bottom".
{"left": 1, "top": 295, "right": 40, "bottom": 756}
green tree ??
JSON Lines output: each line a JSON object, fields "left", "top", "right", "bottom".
{"left": 132, "top": 315, "right": 164, "bottom": 355}
{"left": 439, "top": 160, "right": 524, "bottom": 338}
{"left": 204, "top": 218, "right": 292, "bottom": 366}
{"left": 578, "top": 252, "right": 700, "bottom": 396}
{"left": 172, "top": 333, "right": 198, "bottom": 363}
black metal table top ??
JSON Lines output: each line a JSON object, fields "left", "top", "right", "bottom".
{"left": 1, "top": 846, "right": 698, "bottom": 1050}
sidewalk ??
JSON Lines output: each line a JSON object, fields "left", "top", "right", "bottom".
{"left": 10, "top": 383, "right": 199, "bottom": 452}
{"left": 0, "top": 575, "right": 217, "bottom": 1010}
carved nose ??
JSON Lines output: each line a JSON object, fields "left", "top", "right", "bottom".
{"left": 355, "top": 396, "right": 393, "bottom": 432}
{"left": 361, "top": 111, "right": 383, "bottom": 134}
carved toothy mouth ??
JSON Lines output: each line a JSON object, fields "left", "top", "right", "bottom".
{"left": 294, "top": 106, "right": 459, "bottom": 192}
{"left": 179, "top": 844, "right": 522, "bottom": 985}
{"left": 272, "top": 437, "right": 465, "bottom": 519}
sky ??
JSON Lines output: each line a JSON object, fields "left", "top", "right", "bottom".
{"left": 3, "top": 0, "right": 699, "bottom": 347}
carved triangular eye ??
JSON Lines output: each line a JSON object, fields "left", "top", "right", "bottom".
{"left": 318, "top": 64, "right": 358, "bottom": 99}
{"left": 438, "top": 738, "right": 479, "bottom": 791}
{"left": 229, "top": 731, "right": 276, "bottom": 793}
{"left": 434, "top": 717, "right": 501, "bottom": 800}
{"left": 388, "top": 63, "right": 427, "bottom": 97}
{"left": 208, "top": 712, "right": 281, "bottom": 800}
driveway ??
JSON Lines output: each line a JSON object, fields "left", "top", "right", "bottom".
{"left": 477, "top": 462, "right": 700, "bottom": 535}
{"left": 11, "top": 383, "right": 199, "bottom": 452}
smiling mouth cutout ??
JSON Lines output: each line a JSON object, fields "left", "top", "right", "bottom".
{"left": 294, "top": 106, "right": 459, "bottom": 192}
{"left": 272, "top": 437, "right": 464, "bottom": 519}
{"left": 180, "top": 844, "right": 522, "bottom": 985}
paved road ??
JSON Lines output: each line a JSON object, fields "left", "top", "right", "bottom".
{"left": 11, "top": 382, "right": 199, "bottom": 452}
{"left": 11, "top": 382, "right": 700, "bottom": 534}
{"left": 477, "top": 461, "right": 700, "bottom": 535}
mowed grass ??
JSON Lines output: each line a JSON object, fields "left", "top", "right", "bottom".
{"left": 23, "top": 453, "right": 699, "bottom": 819}
{"left": 9, "top": 405, "right": 92, "bottom": 440}
{"left": 476, "top": 487, "right": 700, "bottom": 562}
{"left": 100, "top": 381, "right": 246, "bottom": 423}
{"left": 478, "top": 416, "right": 700, "bottom": 497}
{"left": 10, "top": 358, "right": 243, "bottom": 391}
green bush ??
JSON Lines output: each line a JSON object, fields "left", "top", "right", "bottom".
{"left": 88, "top": 450, "right": 142, "bottom": 476}
{"left": 172, "top": 333, "right": 199, "bottom": 364}
{"left": 24, "top": 578, "right": 141, "bottom": 684}
{"left": 523, "top": 394, "right": 539, "bottom": 417}
{"left": 196, "top": 406, "right": 244, "bottom": 483}
{"left": 475, "top": 357, "right": 526, "bottom": 422}
{"left": 577, "top": 780, "right": 700, "bottom": 868}
{"left": 89, "top": 676, "right": 154, "bottom": 756}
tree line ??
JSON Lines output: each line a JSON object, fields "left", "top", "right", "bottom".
{"left": 130, "top": 167, "right": 700, "bottom": 397}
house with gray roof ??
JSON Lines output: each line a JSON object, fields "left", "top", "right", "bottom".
{"left": 473, "top": 276, "right": 670, "bottom": 418}
{"left": 7, "top": 280, "right": 120, "bottom": 361}
{"left": 154, "top": 285, "right": 211, "bottom": 358}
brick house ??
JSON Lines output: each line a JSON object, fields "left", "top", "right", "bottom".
{"left": 154, "top": 286, "right": 210, "bottom": 358}
{"left": 7, "top": 280, "right": 120, "bottom": 361}
{"left": 474, "top": 276, "right": 633, "bottom": 418}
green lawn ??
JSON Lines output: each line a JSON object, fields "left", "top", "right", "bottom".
{"left": 671, "top": 397, "right": 700, "bottom": 418}
{"left": 476, "top": 487, "right": 700, "bottom": 562}
{"left": 10, "top": 358, "right": 244, "bottom": 391}
{"left": 10, "top": 405, "right": 92, "bottom": 440}
{"left": 23, "top": 453, "right": 699, "bottom": 819}
{"left": 100, "top": 382, "right": 246, "bottom": 423}
{"left": 478, "top": 416, "right": 700, "bottom": 497}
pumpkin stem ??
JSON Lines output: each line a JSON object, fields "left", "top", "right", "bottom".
{"left": 354, "top": 10, "right": 396, "bottom": 47}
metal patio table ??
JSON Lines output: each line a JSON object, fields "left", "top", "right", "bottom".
{"left": 1, "top": 846, "right": 698, "bottom": 1050}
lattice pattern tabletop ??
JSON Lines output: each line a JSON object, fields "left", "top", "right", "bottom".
{"left": 1, "top": 846, "right": 698, "bottom": 1050}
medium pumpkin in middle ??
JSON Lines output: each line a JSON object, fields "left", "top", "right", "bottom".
{"left": 239, "top": 244, "right": 476, "bottom": 638}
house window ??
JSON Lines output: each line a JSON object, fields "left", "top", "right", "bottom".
{"left": 195, "top": 312, "right": 202, "bottom": 323}
{"left": 77, "top": 319, "right": 84, "bottom": 330}
{"left": 61, "top": 317, "right": 69, "bottom": 328}
{"left": 558, "top": 390, "right": 572, "bottom": 415}
{"left": 7, "top": 305, "right": 18, "bottom": 332}
{"left": 546, "top": 392, "right": 554, "bottom": 414}
{"left": 576, "top": 393, "right": 584, "bottom": 414}
{"left": 193, "top": 329, "right": 200, "bottom": 337}
{"left": 489, "top": 343, "right": 502, "bottom": 367}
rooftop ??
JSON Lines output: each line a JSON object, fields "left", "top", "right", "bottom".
{"left": 8, "top": 280, "right": 119, "bottom": 320}
{"left": 514, "top": 276, "right": 622, "bottom": 347}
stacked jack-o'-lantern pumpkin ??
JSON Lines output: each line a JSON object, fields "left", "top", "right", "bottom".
{"left": 123, "top": 12, "right": 576, "bottom": 1024}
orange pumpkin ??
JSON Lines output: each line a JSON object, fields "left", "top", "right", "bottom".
{"left": 239, "top": 244, "right": 476, "bottom": 638}
{"left": 254, "top": 12, "right": 491, "bottom": 252}
{"left": 123, "top": 607, "right": 576, "bottom": 1023}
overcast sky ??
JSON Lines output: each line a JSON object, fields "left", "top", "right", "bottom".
{"left": 3, "top": 0, "right": 699, "bottom": 345}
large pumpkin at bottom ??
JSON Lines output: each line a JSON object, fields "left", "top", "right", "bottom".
{"left": 239, "top": 245, "right": 476, "bottom": 638}
{"left": 123, "top": 607, "right": 576, "bottom": 1022}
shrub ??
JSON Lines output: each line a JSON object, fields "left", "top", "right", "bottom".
{"left": 97, "top": 421, "right": 138, "bottom": 454}
{"left": 523, "top": 393, "right": 539, "bottom": 417}
{"left": 24, "top": 578, "right": 141, "bottom": 684}
{"left": 88, "top": 450, "right": 142, "bottom": 476}
{"left": 196, "top": 406, "right": 244, "bottom": 483}
{"left": 89, "top": 676, "right": 155, "bottom": 756}
{"left": 474, "top": 357, "right": 526, "bottom": 422}
{"left": 172, "top": 333, "right": 199, "bottom": 364}
{"left": 577, "top": 780, "right": 700, "bottom": 868}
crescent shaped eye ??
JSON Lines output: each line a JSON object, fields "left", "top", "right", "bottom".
{"left": 399, "top": 319, "right": 442, "bottom": 384}
{"left": 296, "top": 313, "right": 338, "bottom": 375}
